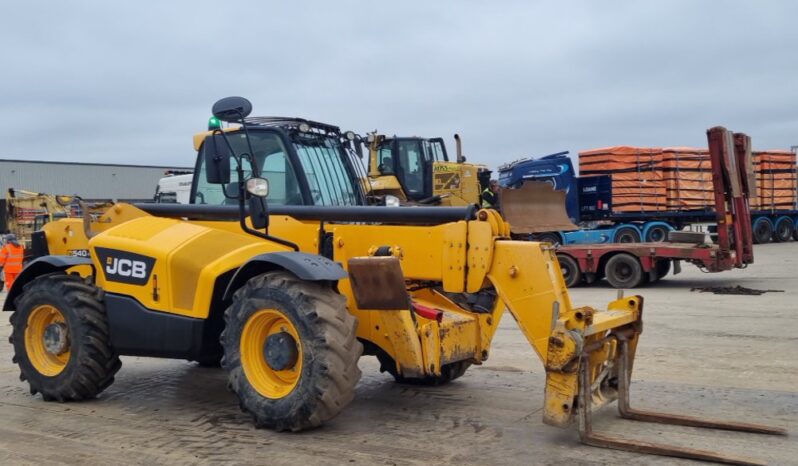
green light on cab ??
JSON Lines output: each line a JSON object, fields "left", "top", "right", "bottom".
{"left": 208, "top": 116, "right": 222, "bottom": 130}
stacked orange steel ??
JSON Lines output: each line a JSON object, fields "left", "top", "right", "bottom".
{"left": 578, "top": 146, "right": 797, "bottom": 213}
{"left": 752, "top": 150, "right": 797, "bottom": 211}
{"left": 579, "top": 147, "right": 667, "bottom": 212}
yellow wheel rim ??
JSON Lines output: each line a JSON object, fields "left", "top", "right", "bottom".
{"left": 240, "top": 309, "right": 303, "bottom": 399}
{"left": 25, "top": 305, "right": 71, "bottom": 377}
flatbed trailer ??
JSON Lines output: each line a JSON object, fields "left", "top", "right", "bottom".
{"left": 592, "top": 208, "right": 798, "bottom": 244}
{"left": 499, "top": 146, "right": 797, "bottom": 245}
{"left": 554, "top": 127, "right": 754, "bottom": 288}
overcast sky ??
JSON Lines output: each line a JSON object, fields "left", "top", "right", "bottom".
{"left": 1, "top": 1, "right": 796, "bottom": 170}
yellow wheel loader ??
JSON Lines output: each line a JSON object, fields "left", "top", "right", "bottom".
{"left": 5, "top": 97, "right": 786, "bottom": 463}
{"left": 361, "top": 133, "right": 580, "bottom": 238}
{"left": 362, "top": 132, "right": 491, "bottom": 206}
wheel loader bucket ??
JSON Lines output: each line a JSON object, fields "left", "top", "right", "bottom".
{"left": 500, "top": 181, "right": 578, "bottom": 234}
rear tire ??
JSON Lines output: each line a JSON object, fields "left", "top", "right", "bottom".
{"left": 556, "top": 253, "right": 582, "bottom": 288}
{"left": 614, "top": 227, "right": 641, "bottom": 243}
{"left": 376, "top": 351, "right": 471, "bottom": 386}
{"left": 773, "top": 218, "right": 794, "bottom": 243}
{"left": 535, "top": 232, "right": 561, "bottom": 246}
{"left": 645, "top": 225, "right": 670, "bottom": 242}
{"left": 604, "top": 253, "right": 644, "bottom": 289}
{"left": 9, "top": 273, "right": 121, "bottom": 401}
{"left": 221, "top": 271, "right": 362, "bottom": 432}
{"left": 649, "top": 259, "right": 671, "bottom": 283}
{"left": 753, "top": 219, "right": 773, "bottom": 244}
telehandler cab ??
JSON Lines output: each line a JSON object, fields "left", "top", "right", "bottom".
{"left": 6, "top": 97, "right": 785, "bottom": 464}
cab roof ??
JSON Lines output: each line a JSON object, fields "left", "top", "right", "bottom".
{"left": 193, "top": 116, "right": 343, "bottom": 151}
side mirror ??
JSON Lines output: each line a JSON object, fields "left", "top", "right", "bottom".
{"left": 354, "top": 139, "right": 363, "bottom": 158}
{"left": 212, "top": 96, "right": 253, "bottom": 122}
{"left": 248, "top": 196, "right": 269, "bottom": 230}
{"left": 203, "top": 134, "right": 232, "bottom": 184}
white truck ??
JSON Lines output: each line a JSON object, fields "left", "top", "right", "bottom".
{"left": 154, "top": 173, "right": 193, "bottom": 204}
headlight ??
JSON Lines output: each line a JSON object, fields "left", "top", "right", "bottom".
{"left": 385, "top": 195, "right": 400, "bottom": 207}
{"left": 367, "top": 133, "right": 376, "bottom": 143}
{"left": 345, "top": 131, "right": 356, "bottom": 141}
{"left": 246, "top": 177, "right": 270, "bottom": 198}
{"left": 298, "top": 122, "right": 311, "bottom": 133}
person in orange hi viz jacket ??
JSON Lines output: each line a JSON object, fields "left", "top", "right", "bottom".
{"left": 0, "top": 234, "right": 25, "bottom": 291}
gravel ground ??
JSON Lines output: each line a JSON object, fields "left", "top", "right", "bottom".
{"left": 0, "top": 242, "right": 795, "bottom": 465}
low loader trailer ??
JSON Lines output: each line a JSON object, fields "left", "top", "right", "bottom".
{"left": 554, "top": 128, "right": 754, "bottom": 288}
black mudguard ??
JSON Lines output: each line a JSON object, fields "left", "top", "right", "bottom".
{"left": 223, "top": 251, "right": 346, "bottom": 301}
{"left": 3, "top": 256, "right": 94, "bottom": 311}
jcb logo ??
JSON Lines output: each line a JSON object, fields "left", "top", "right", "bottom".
{"left": 95, "top": 247, "right": 155, "bottom": 285}
{"left": 106, "top": 257, "right": 148, "bottom": 279}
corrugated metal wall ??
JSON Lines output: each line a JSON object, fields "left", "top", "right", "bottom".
{"left": 0, "top": 159, "right": 192, "bottom": 200}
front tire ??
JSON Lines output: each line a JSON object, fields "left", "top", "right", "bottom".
{"left": 9, "top": 273, "right": 121, "bottom": 401}
{"left": 221, "top": 271, "right": 362, "bottom": 431}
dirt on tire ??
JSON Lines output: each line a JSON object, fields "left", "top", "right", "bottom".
{"left": 10, "top": 273, "right": 122, "bottom": 401}
{"left": 221, "top": 271, "right": 362, "bottom": 431}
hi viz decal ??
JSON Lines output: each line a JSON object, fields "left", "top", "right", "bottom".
{"left": 94, "top": 247, "right": 156, "bottom": 285}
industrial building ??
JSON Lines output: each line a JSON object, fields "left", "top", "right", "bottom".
{"left": 0, "top": 158, "right": 192, "bottom": 231}
{"left": 0, "top": 158, "right": 192, "bottom": 200}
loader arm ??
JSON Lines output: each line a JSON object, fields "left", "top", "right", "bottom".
{"left": 470, "top": 234, "right": 784, "bottom": 465}
{"left": 484, "top": 239, "right": 642, "bottom": 426}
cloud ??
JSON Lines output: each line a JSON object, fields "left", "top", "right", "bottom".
{"left": 1, "top": 1, "right": 796, "bottom": 169}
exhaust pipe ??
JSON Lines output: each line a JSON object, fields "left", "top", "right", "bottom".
{"left": 454, "top": 134, "right": 465, "bottom": 163}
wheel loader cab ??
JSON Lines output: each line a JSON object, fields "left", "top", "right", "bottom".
{"left": 365, "top": 134, "right": 489, "bottom": 207}
{"left": 373, "top": 137, "right": 446, "bottom": 201}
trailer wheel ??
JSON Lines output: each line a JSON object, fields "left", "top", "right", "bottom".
{"left": 652, "top": 259, "right": 671, "bottom": 282}
{"left": 604, "top": 253, "right": 644, "bottom": 289}
{"left": 645, "top": 225, "right": 670, "bottom": 242}
{"left": 752, "top": 218, "right": 773, "bottom": 244}
{"left": 794, "top": 221, "right": 798, "bottom": 241}
{"left": 535, "top": 232, "right": 561, "bottom": 246}
{"left": 556, "top": 253, "right": 582, "bottom": 288}
{"left": 773, "top": 218, "right": 794, "bottom": 243}
{"left": 614, "top": 227, "right": 640, "bottom": 243}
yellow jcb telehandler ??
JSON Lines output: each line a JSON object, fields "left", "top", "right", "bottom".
{"left": 5, "top": 97, "right": 786, "bottom": 464}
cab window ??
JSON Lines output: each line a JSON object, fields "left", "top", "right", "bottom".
{"left": 396, "top": 140, "right": 425, "bottom": 197}
{"left": 426, "top": 140, "right": 447, "bottom": 161}
{"left": 194, "top": 131, "right": 303, "bottom": 205}
{"left": 377, "top": 145, "right": 395, "bottom": 175}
